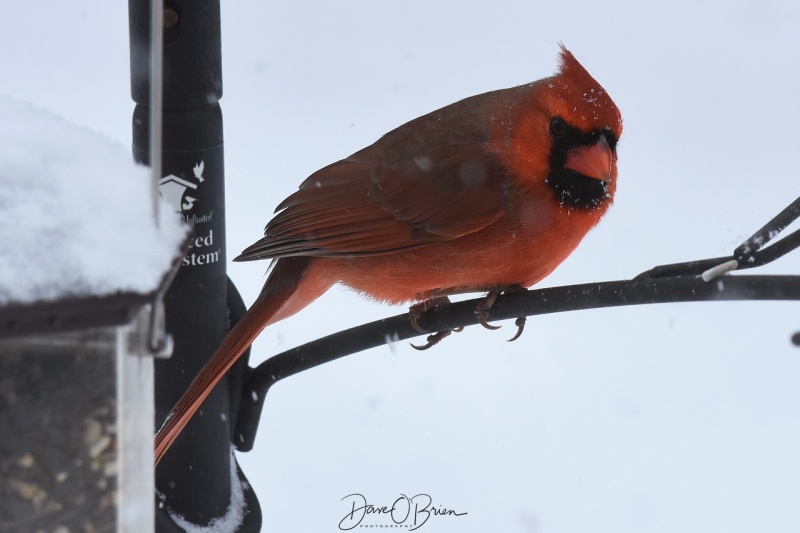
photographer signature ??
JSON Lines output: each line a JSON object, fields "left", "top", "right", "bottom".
{"left": 339, "top": 492, "right": 467, "bottom": 530}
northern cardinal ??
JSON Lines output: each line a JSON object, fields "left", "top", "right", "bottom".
{"left": 155, "top": 45, "right": 622, "bottom": 463}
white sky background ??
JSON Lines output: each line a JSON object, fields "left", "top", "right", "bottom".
{"left": 3, "top": 1, "right": 800, "bottom": 532}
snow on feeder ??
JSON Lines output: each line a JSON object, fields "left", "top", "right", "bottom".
{"left": 0, "top": 96, "right": 186, "bottom": 533}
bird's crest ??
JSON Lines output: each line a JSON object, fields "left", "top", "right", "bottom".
{"left": 548, "top": 45, "right": 622, "bottom": 133}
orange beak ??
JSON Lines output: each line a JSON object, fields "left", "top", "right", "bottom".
{"left": 564, "top": 134, "right": 613, "bottom": 183}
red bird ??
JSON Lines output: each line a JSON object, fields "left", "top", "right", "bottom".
{"left": 155, "top": 45, "right": 622, "bottom": 463}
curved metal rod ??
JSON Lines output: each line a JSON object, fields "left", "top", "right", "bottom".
{"left": 233, "top": 273, "right": 800, "bottom": 451}
{"left": 636, "top": 195, "right": 800, "bottom": 280}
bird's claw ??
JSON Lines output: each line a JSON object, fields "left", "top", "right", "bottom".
{"left": 507, "top": 316, "right": 526, "bottom": 342}
{"left": 475, "top": 291, "right": 502, "bottom": 330}
{"left": 408, "top": 309, "right": 429, "bottom": 334}
{"left": 411, "top": 330, "right": 452, "bottom": 350}
{"left": 476, "top": 311, "right": 502, "bottom": 330}
{"left": 408, "top": 290, "right": 522, "bottom": 348}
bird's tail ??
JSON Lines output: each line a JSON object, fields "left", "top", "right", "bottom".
{"left": 154, "top": 256, "right": 323, "bottom": 464}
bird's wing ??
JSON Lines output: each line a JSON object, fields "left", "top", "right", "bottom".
{"left": 235, "top": 142, "right": 511, "bottom": 261}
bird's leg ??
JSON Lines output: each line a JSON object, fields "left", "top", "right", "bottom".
{"left": 475, "top": 285, "right": 528, "bottom": 341}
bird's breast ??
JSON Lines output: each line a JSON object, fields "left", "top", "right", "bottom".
{"left": 327, "top": 190, "right": 606, "bottom": 304}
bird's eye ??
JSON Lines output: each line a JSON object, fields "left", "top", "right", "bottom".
{"left": 549, "top": 117, "right": 567, "bottom": 138}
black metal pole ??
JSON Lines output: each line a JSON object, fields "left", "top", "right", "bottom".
{"left": 128, "top": 1, "right": 260, "bottom": 530}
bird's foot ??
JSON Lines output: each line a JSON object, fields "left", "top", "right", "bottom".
{"left": 475, "top": 291, "right": 502, "bottom": 330}
{"left": 408, "top": 296, "right": 460, "bottom": 350}
{"left": 408, "top": 286, "right": 529, "bottom": 349}
{"left": 408, "top": 296, "right": 451, "bottom": 333}
{"left": 475, "top": 286, "right": 528, "bottom": 342}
